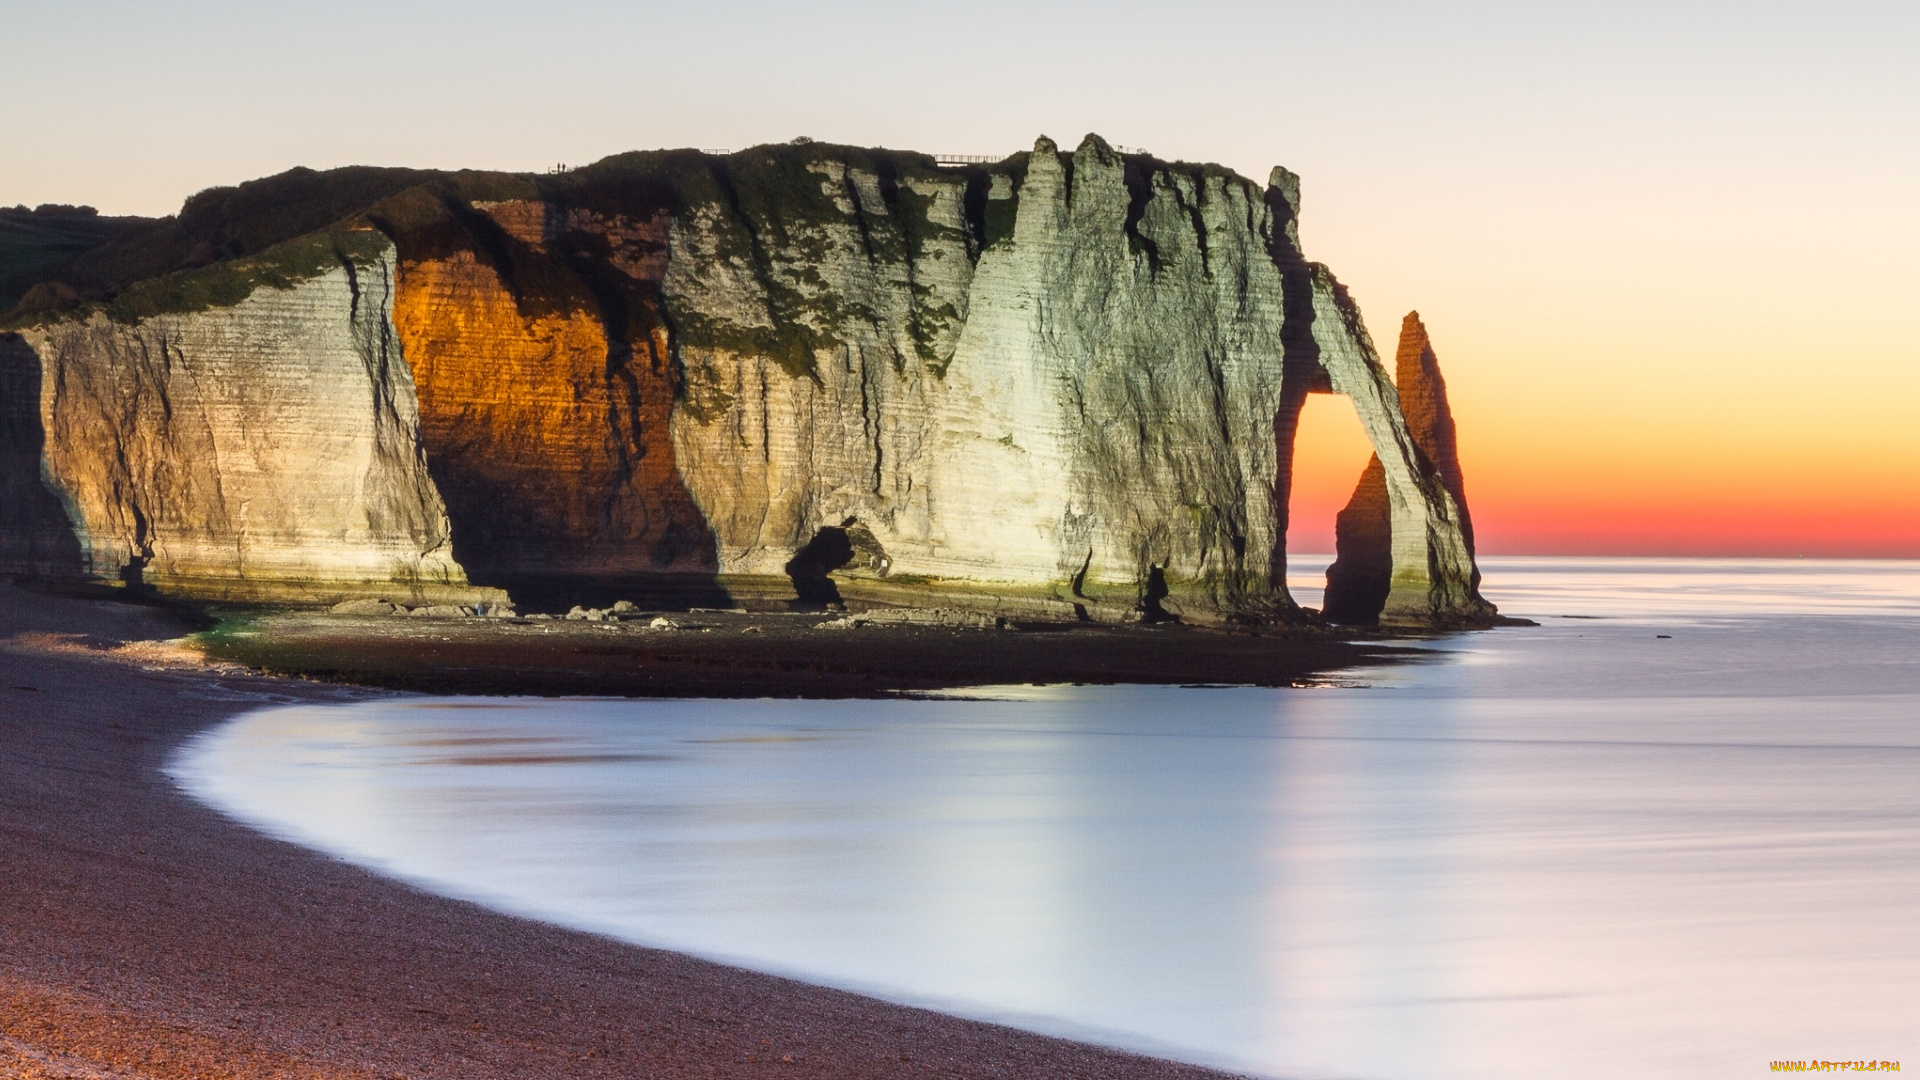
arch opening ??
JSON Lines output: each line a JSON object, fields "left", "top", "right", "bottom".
{"left": 1280, "top": 391, "right": 1377, "bottom": 613}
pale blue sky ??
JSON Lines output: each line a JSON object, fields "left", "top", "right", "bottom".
{"left": 11, "top": 0, "right": 1912, "bottom": 217}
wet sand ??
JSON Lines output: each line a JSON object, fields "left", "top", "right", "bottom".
{"left": 0, "top": 584, "right": 1400, "bottom": 1078}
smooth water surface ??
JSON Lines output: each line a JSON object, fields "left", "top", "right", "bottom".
{"left": 172, "top": 558, "right": 1920, "bottom": 1079}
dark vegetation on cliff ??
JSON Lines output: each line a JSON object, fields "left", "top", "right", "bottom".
{"left": 0, "top": 205, "right": 148, "bottom": 313}
{"left": 59, "top": 167, "right": 429, "bottom": 294}
{"left": 4, "top": 148, "right": 976, "bottom": 327}
{"left": 1, "top": 167, "right": 431, "bottom": 326}
{"left": 1, "top": 140, "right": 1192, "bottom": 336}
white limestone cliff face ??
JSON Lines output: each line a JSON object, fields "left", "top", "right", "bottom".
{"left": 0, "top": 137, "right": 1491, "bottom": 624}
{"left": 7, "top": 243, "right": 487, "bottom": 603}
{"left": 662, "top": 157, "right": 974, "bottom": 589}
{"left": 663, "top": 135, "right": 1485, "bottom": 623}
{"left": 920, "top": 139, "right": 1293, "bottom": 618}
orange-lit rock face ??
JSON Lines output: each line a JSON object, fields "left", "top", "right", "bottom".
{"left": 1391, "top": 311, "right": 1475, "bottom": 556}
{"left": 390, "top": 201, "right": 717, "bottom": 603}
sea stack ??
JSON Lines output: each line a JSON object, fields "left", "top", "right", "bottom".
{"left": 1, "top": 136, "right": 1499, "bottom": 626}
{"left": 1322, "top": 311, "right": 1494, "bottom": 625}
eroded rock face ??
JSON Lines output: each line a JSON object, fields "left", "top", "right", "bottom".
{"left": 1, "top": 138, "right": 1494, "bottom": 624}
{"left": 383, "top": 196, "right": 721, "bottom": 610}
{"left": 662, "top": 137, "right": 1305, "bottom": 621}
{"left": 4, "top": 239, "right": 489, "bottom": 604}
{"left": 1393, "top": 310, "right": 1479, "bottom": 562}
{"left": 1323, "top": 312, "right": 1494, "bottom": 624}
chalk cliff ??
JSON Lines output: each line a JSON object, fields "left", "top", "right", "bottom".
{"left": 3, "top": 235, "right": 484, "bottom": 603}
{"left": 1, "top": 136, "right": 1496, "bottom": 625}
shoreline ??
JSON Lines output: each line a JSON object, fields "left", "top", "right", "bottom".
{"left": 193, "top": 601, "right": 1423, "bottom": 699}
{"left": 0, "top": 583, "right": 1313, "bottom": 1079}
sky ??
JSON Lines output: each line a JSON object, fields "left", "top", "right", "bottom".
{"left": 9, "top": 0, "right": 1917, "bottom": 556}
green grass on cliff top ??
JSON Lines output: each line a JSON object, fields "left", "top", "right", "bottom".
{"left": 3, "top": 228, "right": 395, "bottom": 329}
{"left": 107, "top": 229, "right": 394, "bottom": 324}
{"left": 3, "top": 140, "right": 1270, "bottom": 339}
{"left": 2, "top": 167, "right": 434, "bottom": 327}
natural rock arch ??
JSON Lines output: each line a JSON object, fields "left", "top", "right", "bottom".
{"left": 1303, "top": 309, "right": 1494, "bottom": 625}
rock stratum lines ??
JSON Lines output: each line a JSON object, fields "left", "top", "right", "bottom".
{"left": 0, "top": 135, "right": 1497, "bottom": 626}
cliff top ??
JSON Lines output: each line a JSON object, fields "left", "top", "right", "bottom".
{"left": 3, "top": 135, "right": 1276, "bottom": 330}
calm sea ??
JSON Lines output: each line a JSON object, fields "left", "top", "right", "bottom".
{"left": 171, "top": 558, "right": 1920, "bottom": 1079}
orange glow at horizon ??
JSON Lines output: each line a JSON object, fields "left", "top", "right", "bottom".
{"left": 1282, "top": 301, "right": 1920, "bottom": 560}
{"left": 1439, "top": 319, "right": 1920, "bottom": 560}
{"left": 1286, "top": 395, "right": 1378, "bottom": 556}
{"left": 1293, "top": 144, "right": 1920, "bottom": 562}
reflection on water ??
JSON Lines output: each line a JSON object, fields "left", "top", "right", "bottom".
{"left": 171, "top": 558, "right": 1920, "bottom": 1079}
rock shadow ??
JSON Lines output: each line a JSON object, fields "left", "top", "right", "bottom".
{"left": 1265, "top": 173, "right": 1333, "bottom": 611}
{"left": 1321, "top": 457, "right": 1391, "bottom": 624}
{"left": 0, "top": 333, "right": 86, "bottom": 580}
{"left": 784, "top": 526, "right": 853, "bottom": 607}
{"left": 1138, "top": 564, "right": 1180, "bottom": 623}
